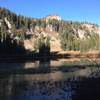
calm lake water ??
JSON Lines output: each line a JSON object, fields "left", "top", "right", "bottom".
{"left": 0, "top": 58, "right": 100, "bottom": 100}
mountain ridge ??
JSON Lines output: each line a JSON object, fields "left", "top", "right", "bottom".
{"left": 0, "top": 7, "right": 100, "bottom": 52}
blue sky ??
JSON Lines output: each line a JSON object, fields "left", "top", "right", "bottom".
{"left": 0, "top": 0, "right": 100, "bottom": 24}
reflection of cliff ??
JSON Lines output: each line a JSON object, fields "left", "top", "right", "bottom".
{"left": 0, "top": 75, "right": 13, "bottom": 100}
{"left": 1, "top": 65, "right": 100, "bottom": 100}
{"left": 24, "top": 61, "right": 39, "bottom": 69}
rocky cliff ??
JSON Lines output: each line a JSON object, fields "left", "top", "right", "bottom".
{"left": 0, "top": 8, "right": 100, "bottom": 52}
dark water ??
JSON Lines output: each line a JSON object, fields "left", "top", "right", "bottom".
{"left": 0, "top": 59, "right": 100, "bottom": 100}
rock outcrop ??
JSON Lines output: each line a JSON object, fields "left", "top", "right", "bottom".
{"left": 1, "top": 8, "right": 100, "bottom": 52}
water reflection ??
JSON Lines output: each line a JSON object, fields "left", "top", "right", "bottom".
{"left": 0, "top": 75, "right": 13, "bottom": 100}
{"left": 12, "top": 79, "right": 75, "bottom": 100}
{"left": 24, "top": 58, "right": 80, "bottom": 69}
{"left": 0, "top": 58, "right": 100, "bottom": 100}
{"left": 1, "top": 72, "right": 100, "bottom": 100}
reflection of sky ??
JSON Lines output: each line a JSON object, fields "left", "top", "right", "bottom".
{"left": 11, "top": 80, "right": 74, "bottom": 100}
{"left": 12, "top": 95, "right": 72, "bottom": 100}
{"left": 1, "top": 64, "right": 100, "bottom": 100}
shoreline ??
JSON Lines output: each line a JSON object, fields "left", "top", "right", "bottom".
{"left": 0, "top": 50, "right": 99, "bottom": 62}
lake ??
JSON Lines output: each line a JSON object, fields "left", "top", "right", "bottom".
{"left": 0, "top": 58, "right": 100, "bottom": 100}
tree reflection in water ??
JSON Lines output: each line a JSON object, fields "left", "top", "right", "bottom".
{"left": 0, "top": 74, "right": 100, "bottom": 100}
{"left": 12, "top": 79, "right": 75, "bottom": 100}
{"left": 0, "top": 61, "right": 100, "bottom": 100}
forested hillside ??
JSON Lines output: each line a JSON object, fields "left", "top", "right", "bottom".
{"left": 0, "top": 7, "right": 100, "bottom": 55}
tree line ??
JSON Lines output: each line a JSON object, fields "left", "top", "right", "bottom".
{"left": 0, "top": 7, "right": 100, "bottom": 54}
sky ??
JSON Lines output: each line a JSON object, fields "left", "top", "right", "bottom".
{"left": 0, "top": 0, "right": 100, "bottom": 25}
